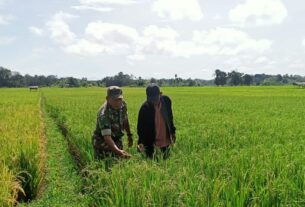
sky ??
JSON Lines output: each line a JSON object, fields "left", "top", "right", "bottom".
{"left": 0, "top": 0, "right": 305, "bottom": 80}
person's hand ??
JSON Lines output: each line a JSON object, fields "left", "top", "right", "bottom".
{"left": 137, "top": 144, "right": 145, "bottom": 152}
{"left": 127, "top": 135, "right": 133, "bottom": 148}
{"left": 117, "top": 149, "right": 132, "bottom": 159}
{"left": 172, "top": 134, "right": 176, "bottom": 144}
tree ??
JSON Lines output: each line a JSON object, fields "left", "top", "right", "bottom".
{"left": 253, "top": 74, "right": 271, "bottom": 85}
{"left": 157, "top": 79, "right": 164, "bottom": 86}
{"left": 0, "top": 67, "right": 12, "bottom": 87}
{"left": 174, "top": 74, "right": 179, "bottom": 86}
{"left": 66, "top": 77, "right": 79, "bottom": 87}
{"left": 243, "top": 74, "right": 253, "bottom": 86}
{"left": 80, "top": 77, "right": 88, "bottom": 87}
{"left": 228, "top": 70, "right": 243, "bottom": 86}
{"left": 102, "top": 72, "right": 134, "bottom": 87}
{"left": 150, "top": 78, "right": 157, "bottom": 83}
{"left": 214, "top": 69, "right": 227, "bottom": 86}
{"left": 276, "top": 74, "right": 283, "bottom": 82}
{"left": 10, "top": 73, "right": 24, "bottom": 87}
{"left": 186, "top": 78, "right": 196, "bottom": 86}
{"left": 137, "top": 76, "right": 145, "bottom": 86}
{"left": 262, "top": 77, "right": 278, "bottom": 86}
{"left": 282, "top": 74, "right": 289, "bottom": 84}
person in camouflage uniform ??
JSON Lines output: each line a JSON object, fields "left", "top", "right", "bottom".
{"left": 92, "top": 86, "right": 133, "bottom": 159}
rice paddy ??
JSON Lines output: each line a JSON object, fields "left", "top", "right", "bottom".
{"left": 1, "top": 86, "right": 305, "bottom": 206}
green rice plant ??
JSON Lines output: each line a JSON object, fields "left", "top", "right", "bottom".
{"left": 20, "top": 103, "right": 89, "bottom": 207}
{"left": 0, "top": 89, "right": 43, "bottom": 205}
{"left": 40, "top": 86, "right": 305, "bottom": 206}
{"left": 0, "top": 164, "right": 23, "bottom": 207}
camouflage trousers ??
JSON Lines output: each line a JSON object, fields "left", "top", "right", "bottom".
{"left": 92, "top": 134, "right": 123, "bottom": 160}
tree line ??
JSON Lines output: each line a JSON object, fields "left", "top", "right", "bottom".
{"left": 0, "top": 67, "right": 212, "bottom": 87}
{"left": 214, "top": 69, "right": 305, "bottom": 86}
{"left": 0, "top": 66, "right": 304, "bottom": 88}
{"left": 0, "top": 67, "right": 91, "bottom": 87}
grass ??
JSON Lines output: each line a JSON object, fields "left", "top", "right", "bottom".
{"left": 0, "top": 89, "right": 42, "bottom": 206}
{"left": 20, "top": 101, "right": 89, "bottom": 207}
{"left": 40, "top": 86, "right": 305, "bottom": 206}
{"left": 2, "top": 86, "right": 305, "bottom": 206}
{"left": 0, "top": 165, "right": 22, "bottom": 206}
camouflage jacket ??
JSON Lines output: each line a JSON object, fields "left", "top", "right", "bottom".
{"left": 93, "top": 101, "right": 128, "bottom": 142}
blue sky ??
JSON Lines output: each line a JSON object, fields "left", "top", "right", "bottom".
{"left": 0, "top": 0, "right": 305, "bottom": 80}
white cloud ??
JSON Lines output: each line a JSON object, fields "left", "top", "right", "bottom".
{"left": 142, "top": 25, "right": 178, "bottom": 41}
{"left": 132, "top": 26, "right": 271, "bottom": 60}
{"left": 192, "top": 28, "right": 272, "bottom": 55}
{"left": 65, "top": 39, "right": 132, "bottom": 56}
{"left": 64, "top": 22, "right": 139, "bottom": 56}
{"left": 0, "top": 0, "right": 10, "bottom": 6}
{"left": 288, "top": 61, "right": 304, "bottom": 69}
{"left": 46, "top": 16, "right": 271, "bottom": 61}
{"left": 79, "top": 0, "right": 137, "bottom": 5}
{"left": 46, "top": 11, "right": 77, "bottom": 45}
{"left": 71, "top": 5, "right": 113, "bottom": 12}
{"left": 134, "top": 25, "right": 179, "bottom": 56}
{"left": 152, "top": 0, "right": 203, "bottom": 21}
{"left": 0, "top": 36, "right": 14, "bottom": 45}
{"left": 213, "top": 14, "right": 222, "bottom": 20}
{"left": 303, "top": 39, "right": 305, "bottom": 47}
{"left": 0, "top": 1, "right": 14, "bottom": 25}
{"left": 0, "top": 14, "right": 14, "bottom": 25}
{"left": 64, "top": 39, "right": 108, "bottom": 56}
{"left": 229, "top": 0, "right": 287, "bottom": 27}
{"left": 0, "top": 16, "right": 6, "bottom": 24}
{"left": 127, "top": 53, "right": 145, "bottom": 61}
{"left": 255, "top": 56, "right": 268, "bottom": 64}
{"left": 130, "top": 26, "right": 272, "bottom": 60}
{"left": 86, "top": 21, "right": 139, "bottom": 45}
{"left": 29, "top": 26, "right": 44, "bottom": 36}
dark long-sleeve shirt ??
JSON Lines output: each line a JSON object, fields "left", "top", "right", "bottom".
{"left": 137, "top": 95, "right": 176, "bottom": 149}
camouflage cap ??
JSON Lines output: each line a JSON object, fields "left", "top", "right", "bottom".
{"left": 107, "top": 86, "right": 123, "bottom": 99}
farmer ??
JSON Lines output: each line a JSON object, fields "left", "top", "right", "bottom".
{"left": 92, "top": 86, "right": 133, "bottom": 159}
{"left": 137, "top": 83, "right": 176, "bottom": 159}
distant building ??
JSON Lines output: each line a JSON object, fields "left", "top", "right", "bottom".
{"left": 29, "top": 86, "right": 39, "bottom": 91}
{"left": 293, "top": 82, "right": 305, "bottom": 88}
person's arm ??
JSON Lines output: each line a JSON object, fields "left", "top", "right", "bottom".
{"left": 103, "top": 135, "right": 131, "bottom": 158}
{"left": 167, "top": 97, "right": 176, "bottom": 142}
{"left": 123, "top": 118, "right": 133, "bottom": 147}
{"left": 122, "top": 102, "right": 133, "bottom": 147}
{"left": 98, "top": 111, "right": 130, "bottom": 158}
{"left": 137, "top": 105, "right": 146, "bottom": 152}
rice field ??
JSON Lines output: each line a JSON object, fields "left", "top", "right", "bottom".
{"left": 1, "top": 86, "right": 305, "bottom": 206}
{"left": 0, "top": 89, "right": 43, "bottom": 206}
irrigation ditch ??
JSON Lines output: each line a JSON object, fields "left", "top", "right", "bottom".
{"left": 17, "top": 94, "right": 90, "bottom": 207}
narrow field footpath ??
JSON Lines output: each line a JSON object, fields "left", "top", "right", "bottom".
{"left": 19, "top": 99, "right": 89, "bottom": 207}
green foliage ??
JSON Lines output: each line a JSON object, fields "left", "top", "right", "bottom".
{"left": 227, "top": 71, "right": 243, "bottom": 86}
{"left": 17, "top": 149, "right": 40, "bottom": 202}
{"left": 243, "top": 74, "right": 253, "bottom": 85}
{"left": 2, "top": 67, "right": 305, "bottom": 88}
{"left": 215, "top": 69, "right": 227, "bottom": 86}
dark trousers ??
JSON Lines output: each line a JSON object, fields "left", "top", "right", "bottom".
{"left": 92, "top": 134, "right": 123, "bottom": 160}
{"left": 145, "top": 145, "right": 170, "bottom": 160}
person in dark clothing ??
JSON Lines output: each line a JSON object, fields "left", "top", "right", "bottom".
{"left": 137, "top": 83, "right": 176, "bottom": 159}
